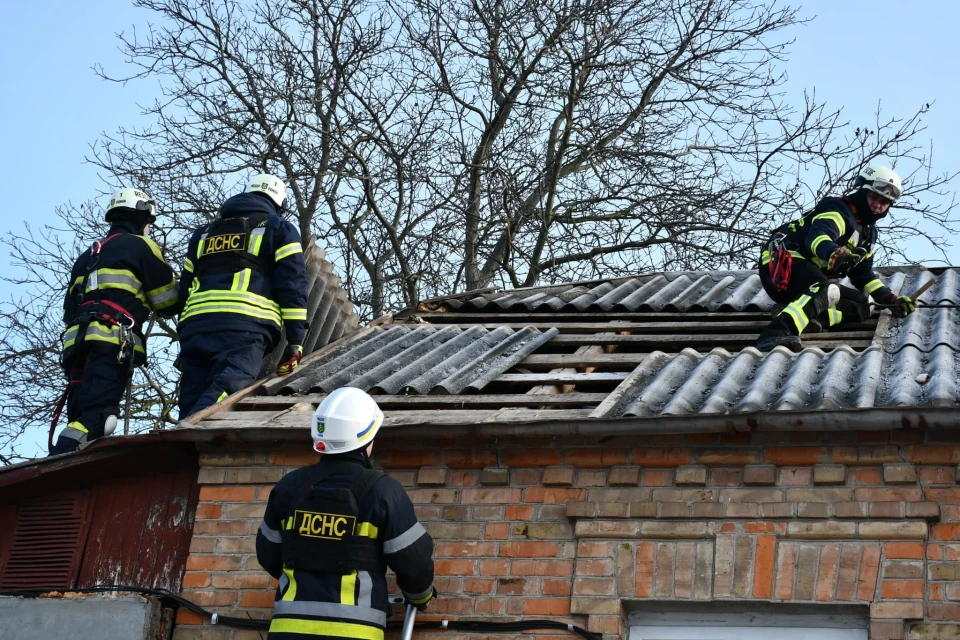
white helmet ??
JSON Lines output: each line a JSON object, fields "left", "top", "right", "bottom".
{"left": 106, "top": 188, "right": 157, "bottom": 222}
{"left": 854, "top": 164, "right": 902, "bottom": 204}
{"left": 311, "top": 387, "right": 384, "bottom": 454}
{"left": 247, "top": 173, "right": 288, "bottom": 210}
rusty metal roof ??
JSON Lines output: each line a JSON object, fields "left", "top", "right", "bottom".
{"left": 186, "top": 266, "right": 960, "bottom": 435}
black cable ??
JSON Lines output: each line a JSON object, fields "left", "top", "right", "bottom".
{"left": 0, "top": 586, "right": 601, "bottom": 639}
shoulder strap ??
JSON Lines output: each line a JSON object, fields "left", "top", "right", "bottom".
{"left": 349, "top": 468, "right": 385, "bottom": 508}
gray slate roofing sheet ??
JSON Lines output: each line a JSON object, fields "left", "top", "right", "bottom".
{"left": 592, "top": 341, "right": 960, "bottom": 419}
{"left": 439, "top": 266, "right": 956, "bottom": 313}
{"left": 258, "top": 267, "right": 960, "bottom": 421}
{"left": 275, "top": 324, "right": 558, "bottom": 396}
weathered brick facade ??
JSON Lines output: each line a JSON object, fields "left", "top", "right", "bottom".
{"left": 173, "top": 430, "right": 960, "bottom": 640}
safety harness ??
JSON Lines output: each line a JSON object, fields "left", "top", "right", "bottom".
{"left": 766, "top": 231, "right": 792, "bottom": 293}
{"left": 66, "top": 234, "right": 139, "bottom": 365}
{"left": 281, "top": 462, "right": 386, "bottom": 574}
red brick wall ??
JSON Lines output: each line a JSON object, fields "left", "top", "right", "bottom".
{"left": 173, "top": 430, "right": 960, "bottom": 640}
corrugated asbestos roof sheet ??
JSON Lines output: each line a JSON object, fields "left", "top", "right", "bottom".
{"left": 194, "top": 267, "right": 960, "bottom": 432}
{"left": 591, "top": 342, "right": 960, "bottom": 418}
{"left": 427, "top": 266, "right": 955, "bottom": 314}
{"left": 276, "top": 324, "right": 558, "bottom": 395}
{"left": 257, "top": 242, "right": 360, "bottom": 376}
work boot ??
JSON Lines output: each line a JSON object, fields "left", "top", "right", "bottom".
{"left": 755, "top": 329, "right": 803, "bottom": 352}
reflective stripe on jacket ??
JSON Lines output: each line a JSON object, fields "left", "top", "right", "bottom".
{"left": 177, "top": 192, "right": 308, "bottom": 345}
{"left": 62, "top": 220, "right": 179, "bottom": 363}
{"left": 256, "top": 451, "right": 434, "bottom": 640}
{"left": 766, "top": 196, "right": 893, "bottom": 300}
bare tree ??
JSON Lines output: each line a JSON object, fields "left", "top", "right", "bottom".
{"left": 0, "top": 0, "right": 956, "bottom": 463}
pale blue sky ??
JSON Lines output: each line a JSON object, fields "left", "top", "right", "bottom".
{"left": 1, "top": 0, "right": 958, "bottom": 278}
{"left": 1, "top": 0, "right": 957, "bottom": 458}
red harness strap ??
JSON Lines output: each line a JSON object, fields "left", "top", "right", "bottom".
{"left": 769, "top": 249, "right": 792, "bottom": 293}
{"left": 79, "top": 298, "right": 137, "bottom": 326}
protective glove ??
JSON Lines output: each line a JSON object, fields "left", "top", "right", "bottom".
{"left": 276, "top": 344, "right": 303, "bottom": 376}
{"left": 878, "top": 292, "right": 916, "bottom": 318}
{"left": 404, "top": 586, "right": 437, "bottom": 612}
{"left": 827, "top": 246, "right": 858, "bottom": 274}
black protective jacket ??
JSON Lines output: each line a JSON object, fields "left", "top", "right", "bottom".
{"left": 62, "top": 220, "right": 179, "bottom": 366}
{"left": 765, "top": 196, "right": 894, "bottom": 300}
{"left": 256, "top": 451, "right": 434, "bottom": 640}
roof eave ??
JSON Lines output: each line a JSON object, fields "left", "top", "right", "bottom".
{"left": 164, "top": 405, "right": 958, "bottom": 443}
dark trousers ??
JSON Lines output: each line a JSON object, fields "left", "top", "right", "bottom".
{"left": 50, "top": 352, "right": 128, "bottom": 455}
{"left": 178, "top": 331, "right": 268, "bottom": 419}
{"left": 759, "top": 253, "right": 869, "bottom": 337}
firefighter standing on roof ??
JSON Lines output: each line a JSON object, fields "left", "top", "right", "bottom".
{"left": 755, "top": 164, "right": 916, "bottom": 351}
{"left": 176, "top": 174, "right": 308, "bottom": 417}
{"left": 52, "top": 189, "right": 179, "bottom": 455}
{"left": 256, "top": 387, "right": 436, "bottom": 640}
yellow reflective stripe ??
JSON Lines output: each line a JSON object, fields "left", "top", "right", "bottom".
{"left": 282, "top": 568, "right": 297, "bottom": 601}
{"left": 407, "top": 591, "right": 433, "bottom": 605}
{"left": 355, "top": 522, "right": 378, "bottom": 539}
{"left": 146, "top": 278, "right": 178, "bottom": 309}
{"left": 70, "top": 276, "right": 84, "bottom": 293}
{"left": 341, "top": 570, "right": 357, "bottom": 605}
{"left": 180, "top": 301, "right": 282, "bottom": 325}
{"left": 281, "top": 308, "right": 307, "bottom": 321}
{"left": 231, "top": 268, "right": 252, "bottom": 292}
{"left": 828, "top": 309, "right": 843, "bottom": 326}
{"left": 275, "top": 242, "right": 303, "bottom": 262}
{"left": 283, "top": 516, "right": 295, "bottom": 530}
{"left": 77, "top": 323, "right": 146, "bottom": 352}
{"left": 812, "top": 211, "right": 845, "bottom": 236}
{"left": 185, "top": 289, "right": 281, "bottom": 312}
{"left": 781, "top": 294, "right": 811, "bottom": 334}
{"left": 184, "top": 258, "right": 194, "bottom": 273}
{"left": 810, "top": 234, "right": 833, "bottom": 255}
{"left": 67, "top": 421, "right": 89, "bottom": 434}
{"left": 217, "top": 391, "right": 228, "bottom": 403}
{"left": 864, "top": 279, "right": 885, "bottom": 294}
{"left": 87, "top": 269, "right": 147, "bottom": 305}
{"left": 250, "top": 232, "right": 265, "bottom": 257}
{"left": 136, "top": 235, "right": 166, "bottom": 262}
{"left": 268, "top": 618, "right": 383, "bottom": 640}
{"left": 760, "top": 250, "right": 804, "bottom": 266}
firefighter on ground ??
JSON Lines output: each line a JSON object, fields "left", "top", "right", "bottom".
{"left": 256, "top": 387, "right": 436, "bottom": 640}
{"left": 176, "top": 174, "right": 308, "bottom": 417}
{"left": 52, "top": 189, "right": 179, "bottom": 455}
{"left": 755, "top": 164, "right": 916, "bottom": 351}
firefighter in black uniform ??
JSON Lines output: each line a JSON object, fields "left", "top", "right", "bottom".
{"left": 177, "top": 174, "right": 309, "bottom": 417}
{"left": 755, "top": 164, "right": 916, "bottom": 351}
{"left": 52, "top": 188, "right": 179, "bottom": 455}
{"left": 256, "top": 387, "right": 436, "bottom": 640}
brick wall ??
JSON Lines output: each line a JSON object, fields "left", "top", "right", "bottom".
{"left": 173, "top": 430, "right": 960, "bottom": 640}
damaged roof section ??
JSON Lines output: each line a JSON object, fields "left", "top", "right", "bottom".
{"left": 186, "top": 266, "right": 960, "bottom": 435}
{"left": 275, "top": 324, "right": 558, "bottom": 395}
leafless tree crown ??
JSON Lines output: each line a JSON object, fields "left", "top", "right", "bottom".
{"left": 0, "top": 0, "right": 955, "bottom": 462}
